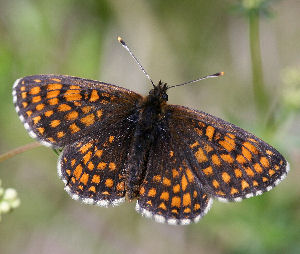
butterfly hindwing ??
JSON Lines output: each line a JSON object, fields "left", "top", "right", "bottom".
{"left": 136, "top": 120, "right": 213, "bottom": 225}
{"left": 13, "top": 75, "right": 142, "bottom": 148}
{"left": 166, "top": 105, "right": 289, "bottom": 202}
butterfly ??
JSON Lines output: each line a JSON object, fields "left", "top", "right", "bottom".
{"left": 12, "top": 37, "right": 289, "bottom": 225}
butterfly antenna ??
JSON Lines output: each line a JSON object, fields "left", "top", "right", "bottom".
{"left": 168, "top": 72, "right": 224, "bottom": 89}
{"left": 118, "top": 36, "right": 155, "bottom": 88}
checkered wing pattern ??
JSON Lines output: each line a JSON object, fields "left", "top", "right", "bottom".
{"left": 166, "top": 105, "right": 289, "bottom": 202}
{"left": 58, "top": 117, "right": 136, "bottom": 206}
{"left": 136, "top": 121, "right": 213, "bottom": 225}
{"left": 12, "top": 75, "right": 142, "bottom": 148}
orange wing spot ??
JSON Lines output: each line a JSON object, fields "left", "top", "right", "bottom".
{"left": 280, "top": 160, "right": 284, "bottom": 165}
{"left": 78, "top": 185, "right": 83, "bottom": 191}
{"left": 95, "top": 149, "right": 103, "bottom": 158}
{"left": 243, "top": 142, "right": 258, "bottom": 154}
{"left": 102, "top": 191, "right": 109, "bottom": 195}
{"left": 219, "top": 136, "right": 236, "bottom": 152}
{"left": 74, "top": 164, "right": 83, "bottom": 180}
{"left": 83, "top": 151, "right": 92, "bottom": 164}
{"left": 195, "top": 127, "right": 203, "bottom": 136}
{"left": 171, "top": 209, "right": 179, "bottom": 214}
{"left": 69, "top": 85, "right": 80, "bottom": 90}
{"left": 195, "top": 147, "right": 207, "bottom": 163}
{"left": 203, "top": 166, "right": 213, "bottom": 176}
{"left": 160, "top": 192, "right": 169, "bottom": 201}
{"left": 222, "top": 172, "right": 231, "bottom": 183}
{"left": 109, "top": 162, "right": 116, "bottom": 170}
{"left": 172, "top": 169, "right": 179, "bottom": 178}
{"left": 34, "top": 79, "right": 41, "bottom": 83}
{"left": 44, "top": 110, "right": 53, "bottom": 117}
{"left": 269, "top": 169, "right": 275, "bottom": 176}
{"left": 47, "top": 137, "right": 55, "bottom": 143}
{"left": 153, "top": 175, "right": 161, "bottom": 182}
{"left": 51, "top": 78, "right": 61, "bottom": 82}
{"left": 253, "top": 180, "right": 258, "bottom": 186}
{"left": 194, "top": 203, "right": 201, "bottom": 210}
{"left": 64, "top": 90, "right": 82, "bottom": 101}
{"left": 116, "top": 182, "right": 125, "bottom": 191}
{"left": 169, "top": 151, "right": 174, "bottom": 157}
{"left": 220, "top": 154, "right": 234, "bottom": 164}
{"left": 248, "top": 138, "right": 258, "bottom": 143}
{"left": 100, "top": 100, "right": 109, "bottom": 104}
{"left": 216, "top": 191, "right": 225, "bottom": 196}
{"left": 266, "top": 150, "right": 273, "bottom": 156}
{"left": 184, "top": 208, "right": 191, "bottom": 213}
{"left": 204, "top": 144, "right": 213, "bottom": 153}
{"left": 212, "top": 179, "right": 220, "bottom": 188}
{"left": 58, "top": 104, "right": 71, "bottom": 112}
{"left": 97, "top": 162, "right": 107, "bottom": 170}
{"left": 254, "top": 163, "right": 263, "bottom": 173}
{"left": 32, "top": 116, "right": 41, "bottom": 124}
{"left": 96, "top": 110, "right": 103, "bottom": 118}
{"left": 36, "top": 103, "right": 45, "bottom": 111}
{"left": 66, "top": 111, "right": 79, "bottom": 121}
{"left": 109, "top": 136, "right": 114, "bottom": 143}
{"left": 32, "top": 96, "right": 41, "bottom": 103}
{"left": 245, "top": 167, "right": 255, "bottom": 177}
{"left": 88, "top": 186, "right": 96, "bottom": 193}
{"left": 171, "top": 196, "right": 181, "bottom": 208}
{"left": 101, "top": 92, "right": 110, "bottom": 97}
{"left": 140, "top": 186, "right": 145, "bottom": 195}
{"left": 198, "top": 122, "right": 206, "bottom": 128}
{"left": 46, "top": 90, "right": 60, "bottom": 98}
{"left": 71, "top": 177, "right": 76, "bottom": 184}
{"left": 21, "top": 92, "right": 27, "bottom": 99}
{"left": 48, "top": 98, "right": 59, "bottom": 105}
{"left": 105, "top": 179, "right": 114, "bottom": 188}
{"left": 50, "top": 119, "right": 60, "bottom": 128}
{"left": 186, "top": 168, "right": 194, "bottom": 182}
{"left": 71, "top": 159, "right": 76, "bottom": 166}
{"left": 274, "top": 165, "right": 279, "bottom": 170}
{"left": 81, "top": 106, "right": 92, "bottom": 114}
{"left": 73, "top": 101, "right": 82, "bottom": 107}
{"left": 47, "top": 83, "right": 62, "bottom": 90}
{"left": 37, "top": 127, "right": 45, "bottom": 134}
{"left": 148, "top": 188, "right": 157, "bottom": 197}
{"left": 242, "top": 146, "right": 252, "bottom": 161}
{"left": 163, "top": 177, "right": 171, "bottom": 186}
{"left": 206, "top": 126, "right": 215, "bottom": 141}
{"left": 87, "top": 162, "right": 94, "bottom": 170}
{"left": 80, "top": 173, "right": 89, "bottom": 185}
{"left": 20, "top": 85, "right": 25, "bottom": 90}
{"left": 158, "top": 202, "right": 167, "bottom": 210}
{"left": 69, "top": 123, "right": 80, "bottom": 133}
{"left": 66, "top": 169, "right": 71, "bottom": 176}
{"left": 181, "top": 175, "right": 188, "bottom": 191}
{"left": 146, "top": 200, "right": 152, "bottom": 206}
{"left": 22, "top": 102, "right": 28, "bottom": 108}
{"left": 260, "top": 157, "right": 270, "bottom": 168}
{"left": 234, "top": 168, "right": 242, "bottom": 178}
{"left": 236, "top": 155, "right": 246, "bottom": 164}
{"left": 80, "top": 114, "right": 95, "bottom": 126}
{"left": 212, "top": 154, "right": 221, "bottom": 166}
{"left": 92, "top": 175, "right": 100, "bottom": 184}
{"left": 190, "top": 141, "right": 199, "bottom": 148}
{"left": 30, "top": 86, "right": 41, "bottom": 95}
{"left": 173, "top": 184, "right": 180, "bottom": 193}
{"left": 79, "top": 142, "right": 93, "bottom": 153}
{"left": 183, "top": 193, "right": 191, "bottom": 206}
{"left": 57, "top": 131, "right": 65, "bottom": 138}
{"left": 90, "top": 90, "right": 99, "bottom": 102}
{"left": 230, "top": 187, "right": 239, "bottom": 195}
{"left": 26, "top": 110, "right": 33, "bottom": 117}
{"left": 193, "top": 190, "right": 198, "bottom": 198}
{"left": 241, "top": 180, "right": 249, "bottom": 190}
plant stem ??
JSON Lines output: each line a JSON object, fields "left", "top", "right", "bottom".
{"left": 0, "top": 142, "right": 41, "bottom": 163}
{"left": 249, "top": 10, "right": 269, "bottom": 118}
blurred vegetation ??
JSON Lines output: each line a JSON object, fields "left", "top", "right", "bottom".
{"left": 0, "top": 0, "right": 299, "bottom": 254}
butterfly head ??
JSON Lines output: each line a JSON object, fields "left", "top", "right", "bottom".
{"left": 148, "top": 80, "right": 168, "bottom": 104}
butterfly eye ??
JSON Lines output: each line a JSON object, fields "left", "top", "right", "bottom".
{"left": 162, "top": 93, "right": 168, "bottom": 101}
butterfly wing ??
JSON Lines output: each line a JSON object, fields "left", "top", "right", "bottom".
{"left": 136, "top": 115, "right": 213, "bottom": 225}
{"left": 12, "top": 75, "right": 142, "bottom": 148}
{"left": 165, "top": 105, "right": 289, "bottom": 202}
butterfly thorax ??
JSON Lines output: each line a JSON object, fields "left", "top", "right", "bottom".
{"left": 125, "top": 81, "right": 169, "bottom": 200}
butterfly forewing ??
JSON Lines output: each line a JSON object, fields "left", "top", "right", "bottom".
{"left": 13, "top": 75, "right": 142, "bottom": 147}
{"left": 166, "top": 105, "right": 289, "bottom": 202}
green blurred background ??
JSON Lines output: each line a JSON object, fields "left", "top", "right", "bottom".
{"left": 0, "top": 0, "right": 299, "bottom": 253}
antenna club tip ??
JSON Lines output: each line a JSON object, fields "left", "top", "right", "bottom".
{"left": 117, "top": 36, "right": 125, "bottom": 45}
{"left": 219, "top": 71, "right": 225, "bottom": 76}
